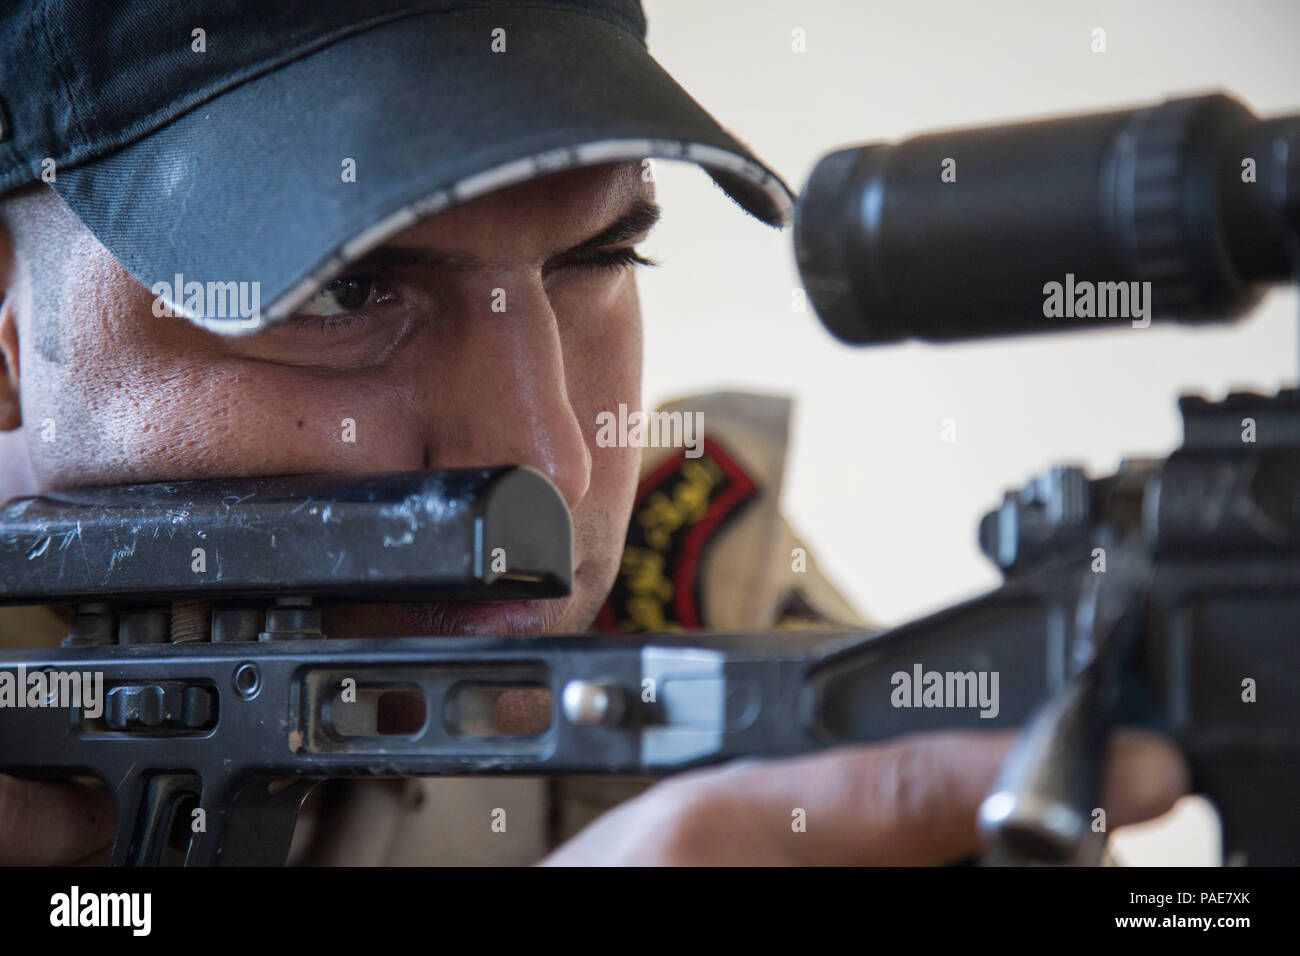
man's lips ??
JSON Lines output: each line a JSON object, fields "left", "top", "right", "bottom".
{"left": 421, "top": 598, "right": 565, "bottom": 637}
{"left": 323, "top": 595, "right": 570, "bottom": 638}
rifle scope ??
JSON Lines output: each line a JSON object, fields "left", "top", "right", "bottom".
{"left": 795, "top": 93, "right": 1300, "bottom": 344}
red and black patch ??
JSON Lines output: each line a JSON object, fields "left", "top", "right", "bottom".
{"left": 598, "top": 437, "right": 757, "bottom": 633}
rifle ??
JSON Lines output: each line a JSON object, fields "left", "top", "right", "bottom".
{"left": 1, "top": 92, "right": 1297, "bottom": 866}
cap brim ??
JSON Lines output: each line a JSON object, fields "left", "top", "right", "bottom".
{"left": 52, "top": 6, "right": 793, "bottom": 333}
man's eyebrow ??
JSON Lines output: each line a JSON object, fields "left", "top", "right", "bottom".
{"left": 345, "top": 197, "right": 662, "bottom": 274}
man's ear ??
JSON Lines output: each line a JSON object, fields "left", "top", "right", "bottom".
{"left": 0, "top": 227, "right": 20, "bottom": 431}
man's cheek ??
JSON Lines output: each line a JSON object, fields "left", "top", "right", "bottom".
{"left": 45, "top": 368, "right": 380, "bottom": 483}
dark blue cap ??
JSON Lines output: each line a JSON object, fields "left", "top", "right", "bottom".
{"left": 0, "top": 0, "right": 793, "bottom": 331}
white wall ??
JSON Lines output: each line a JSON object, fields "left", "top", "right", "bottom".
{"left": 639, "top": 2, "right": 1299, "bottom": 864}
{"left": 639, "top": 0, "right": 1300, "bottom": 626}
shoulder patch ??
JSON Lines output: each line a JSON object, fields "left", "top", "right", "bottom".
{"left": 598, "top": 438, "right": 757, "bottom": 633}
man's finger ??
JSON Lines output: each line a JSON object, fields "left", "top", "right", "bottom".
{"left": 1101, "top": 729, "right": 1190, "bottom": 827}
{"left": 682, "top": 727, "right": 1190, "bottom": 866}
{"left": 685, "top": 731, "right": 1019, "bottom": 865}
{"left": 0, "top": 774, "right": 116, "bottom": 865}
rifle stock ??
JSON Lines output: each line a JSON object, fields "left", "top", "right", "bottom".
{"left": 1, "top": 397, "right": 1298, "bottom": 864}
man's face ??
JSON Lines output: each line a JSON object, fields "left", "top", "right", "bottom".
{"left": 0, "top": 162, "right": 654, "bottom": 637}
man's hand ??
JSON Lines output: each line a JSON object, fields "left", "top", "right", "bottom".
{"left": 541, "top": 730, "right": 1188, "bottom": 865}
{"left": 0, "top": 774, "right": 116, "bottom": 865}
{"left": 0, "top": 730, "right": 1188, "bottom": 866}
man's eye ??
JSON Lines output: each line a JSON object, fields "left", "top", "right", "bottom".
{"left": 546, "top": 247, "right": 656, "bottom": 277}
{"left": 299, "top": 276, "right": 382, "bottom": 316}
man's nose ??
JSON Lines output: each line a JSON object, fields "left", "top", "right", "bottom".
{"left": 423, "top": 281, "right": 592, "bottom": 511}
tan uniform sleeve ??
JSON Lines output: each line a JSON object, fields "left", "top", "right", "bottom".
{"left": 598, "top": 390, "right": 870, "bottom": 632}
